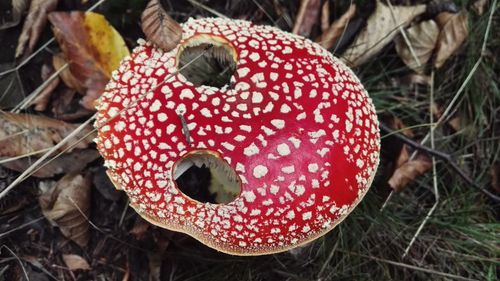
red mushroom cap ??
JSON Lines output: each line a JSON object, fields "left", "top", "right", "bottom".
{"left": 95, "top": 18, "right": 380, "bottom": 255}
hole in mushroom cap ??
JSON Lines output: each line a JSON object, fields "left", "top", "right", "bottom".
{"left": 177, "top": 35, "right": 237, "bottom": 88}
{"left": 173, "top": 151, "right": 241, "bottom": 204}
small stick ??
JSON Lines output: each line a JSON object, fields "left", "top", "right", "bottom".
{"left": 178, "top": 113, "right": 191, "bottom": 147}
{"left": 402, "top": 70, "right": 439, "bottom": 258}
{"left": 379, "top": 122, "right": 500, "bottom": 202}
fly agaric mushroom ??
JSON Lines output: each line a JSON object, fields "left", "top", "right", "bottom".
{"left": 95, "top": 18, "right": 380, "bottom": 255}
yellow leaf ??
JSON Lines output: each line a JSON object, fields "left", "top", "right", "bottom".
{"left": 48, "top": 11, "right": 130, "bottom": 109}
{"left": 83, "top": 12, "right": 130, "bottom": 75}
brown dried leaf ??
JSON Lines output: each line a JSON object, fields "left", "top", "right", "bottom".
{"left": 62, "top": 254, "right": 91, "bottom": 271}
{"left": 471, "top": 0, "right": 488, "bottom": 16}
{"left": 39, "top": 174, "right": 91, "bottom": 247}
{"left": 388, "top": 154, "right": 432, "bottom": 192}
{"left": 395, "top": 144, "right": 410, "bottom": 169}
{"left": 320, "top": 1, "right": 330, "bottom": 32}
{"left": 1, "top": 148, "right": 99, "bottom": 178}
{"left": 316, "top": 5, "right": 357, "bottom": 50}
{"left": 447, "top": 117, "right": 461, "bottom": 131}
{"left": 31, "top": 64, "right": 60, "bottom": 111}
{"left": 389, "top": 116, "right": 415, "bottom": 138}
{"left": 48, "top": 12, "right": 130, "bottom": 110}
{"left": 434, "top": 11, "right": 468, "bottom": 68}
{"left": 0, "top": 111, "right": 94, "bottom": 158}
{"left": 141, "top": 0, "right": 182, "bottom": 51}
{"left": 341, "top": 0, "right": 426, "bottom": 67}
{"left": 15, "top": 0, "right": 58, "bottom": 58}
{"left": 292, "top": 0, "right": 321, "bottom": 37}
{"left": 395, "top": 20, "right": 439, "bottom": 73}
{"left": 52, "top": 53, "right": 83, "bottom": 93}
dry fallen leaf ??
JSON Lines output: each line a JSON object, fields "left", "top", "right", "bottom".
{"left": 388, "top": 154, "right": 432, "bottom": 192}
{"left": 52, "top": 53, "right": 83, "bottom": 94}
{"left": 15, "top": 0, "right": 58, "bottom": 58}
{"left": 316, "top": 4, "right": 356, "bottom": 50}
{"left": 395, "top": 144, "right": 411, "bottom": 169}
{"left": 62, "top": 254, "right": 91, "bottom": 271}
{"left": 434, "top": 11, "right": 468, "bottom": 68}
{"left": 472, "top": 0, "right": 488, "bottom": 16}
{"left": 389, "top": 116, "right": 415, "bottom": 138}
{"left": 39, "top": 174, "right": 91, "bottom": 247}
{"left": 0, "top": 111, "right": 94, "bottom": 158}
{"left": 1, "top": 148, "right": 99, "bottom": 178}
{"left": 320, "top": 0, "right": 330, "bottom": 33}
{"left": 292, "top": 0, "right": 321, "bottom": 37}
{"left": 341, "top": 0, "right": 426, "bottom": 67}
{"left": 141, "top": 0, "right": 182, "bottom": 51}
{"left": 31, "top": 64, "right": 60, "bottom": 111}
{"left": 395, "top": 20, "right": 440, "bottom": 73}
{"left": 48, "top": 11, "right": 130, "bottom": 110}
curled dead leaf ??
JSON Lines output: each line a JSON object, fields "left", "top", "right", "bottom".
{"left": 48, "top": 11, "right": 130, "bottom": 110}
{"left": 395, "top": 144, "right": 410, "bottom": 169}
{"left": 434, "top": 11, "right": 468, "bottom": 68}
{"left": 62, "top": 254, "right": 91, "bottom": 271}
{"left": 0, "top": 111, "right": 94, "bottom": 158}
{"left": 52, "top": 53, "right": 83, "bottom": 93}
{"left": 39, "top": 174, "right": 91, "bottom": 247}
{"left": 141, "top": 0, "right": 182, "bottom": 51}
{"left": 31, "top": 64, "right": 60, "bottom": 111}
{"left": 15, "top": 0, "right": 58, "bottom": 58}
{"left": 316, "top": 4, "right": 357, "bottom": 50}
{"left": 388, "top": 153, "right": 432, "bottom": 192}
{"left": 341, "top": 0, "right": 426, "bottom": 67}
{"left": 395, "top": 20, "right": 439, "bottom": 73}
{"left": 292, "top": 0, "right": 321, "bottom": 37}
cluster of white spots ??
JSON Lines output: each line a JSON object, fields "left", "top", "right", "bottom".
{"left": 95, "top": 17, "right": 380, "bottom": 255}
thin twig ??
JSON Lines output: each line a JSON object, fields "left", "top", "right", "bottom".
{"left": 386, "top": 0, "right": 421, "bottom": 67}
{"left": 250, "top": 0, "right": 278, "bottom": 26}
{"left": 340, "top": 250, "right": 479, "bottom": 281}
{"left": 402, "top": 70, "right": 440, "bottom": 258}
{"left": 0, "top": 245, "right": 29, "bottom": 281}
{"left": 12, "top": 64, "right": 68, "bottom": 113}
{"left": 118, "top": 198, "right": 129, "bottom": 227}
{"left": 0, "top": 217, "right": 44, "bottom": 240}
{"left": 0, "top": 147, "right": 52, "bottom": 165}
{"left": 378, "top": 0, "right": 498, "bottom": 213}
{"left": 185, "top": 0, "right": 228, "bottom": 18}
{"left": 178, "top": 113, "right": 191, "bottom": 147}
{"left": 379, "top": 123, "right": 500, "bottom": 202}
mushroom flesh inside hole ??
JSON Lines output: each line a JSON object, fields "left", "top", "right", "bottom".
{"left": 174, "top": 152, "right": 241, "bottom": 204}
{"left": 178, "top": 35, "right": 237, "bottom": 88}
